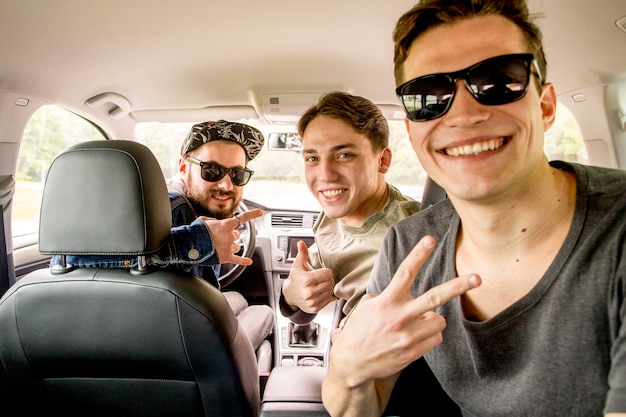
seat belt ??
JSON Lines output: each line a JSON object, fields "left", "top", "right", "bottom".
{"left": 0, "top": 175, "right": 16, "bottom": 296}
{"left": 0, "top": 205, "right": 12, "bottom": 295}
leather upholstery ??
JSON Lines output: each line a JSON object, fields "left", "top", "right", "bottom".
{"left": 0, "top": 140, "right": 259, "bottom": 416}
{"left": 420, "top": 176, "right": 447, "bottom": 209}
{"left": 38, "top": 140, "right": 171, "bottom": 255}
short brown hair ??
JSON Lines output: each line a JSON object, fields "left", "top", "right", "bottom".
{"left": 297, "top": 91, "right": 389, "bottom": 151}
{"left": 393, "top": 0, "right": 546, "bottom": 89}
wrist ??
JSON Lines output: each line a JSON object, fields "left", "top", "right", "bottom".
{"left": 279, "top": 286, "right": 301, "bottom": 313}
{"left": 323, "top": 366, "right": 379, "bottom": 417}
{"left": 328, "top": 343, "right": 372, "bottom": 389}
{"left": 281, "top": 279, "right": 300, "bottom": 310}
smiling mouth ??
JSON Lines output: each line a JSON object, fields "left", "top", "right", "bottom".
{"left": 210, "top": 191, "right": 233, "bottom": 201}
{"left": 443, "top": 137, "right": 507, "bottom": 157}
{"left": 321, "top": 189, "right": 346, "bottom": 198}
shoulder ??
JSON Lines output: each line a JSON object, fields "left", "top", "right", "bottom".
{"left": 556, "top": 162, "right": 626, "bottom": 220}
{"left": 386, "top": 183, "right": 421, "bottom": 215}
{"left": 380, "top": 199, "right": 457, "bottom": 259}
{"left": 392, "top": 198, "right": 456, "bottom": 234}
{"left": 554, "top": 161, "right": 626, "bottom": 194}
{"left": 573, "top": 162, "right": 626, "bottom": 199}
{"left": 168, "top": 191, "right": 198, "bottom": 227}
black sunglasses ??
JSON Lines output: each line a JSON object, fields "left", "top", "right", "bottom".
{"left": 396, "top": 53, "right": 542, "bottom": 122}
{"left": 186, "top": 156, "right": 254, "bottom": 186}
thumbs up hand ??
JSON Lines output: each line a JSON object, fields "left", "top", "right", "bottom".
{"left": 283, "top": 240, "right": 336, "bottom": 314}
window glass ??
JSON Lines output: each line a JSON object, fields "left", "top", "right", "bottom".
{"left": 545, "top": 102, "right": 588, "bottom": 164}
{"left": 134, "top": 119, "right": 428, "bottom": 201}
{"left": 12, "top": 105, "right": 106, "bottom": 238}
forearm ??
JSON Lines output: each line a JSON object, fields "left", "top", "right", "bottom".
{"left": 322, "top": 338, "right": 399, "bottom": 417}
{"left": 322, "top": 369, "right": 384, "bottom": 417}
{"left": 150, "top": 218, "right": 218, "bottom": 267}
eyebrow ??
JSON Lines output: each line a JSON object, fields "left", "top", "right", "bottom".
{"left": 302, "top": 143, "right": 359, "bottom": 155}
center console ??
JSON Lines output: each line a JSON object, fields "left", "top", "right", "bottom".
{"left": 276, "top": 300, "right": 338, "bottom": 367}
{"left": 259, "top": 210, "right": 337, "bottom": 416}
{"left": 261, "top": 299, "right": 336, "bottom": 417}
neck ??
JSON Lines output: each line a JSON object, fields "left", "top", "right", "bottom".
{"left": 452, "top": 165, "right": 576, "bottom": 251}
{"left": 339, "top": 182, "right": 390, "bottom": 227}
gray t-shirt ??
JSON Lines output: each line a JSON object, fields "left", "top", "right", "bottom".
{"left": 368, "top": 162, "right": 626, "bottom": 416}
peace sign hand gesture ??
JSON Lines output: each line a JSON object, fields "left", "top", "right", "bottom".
{"left": 322, "top": 235, "right": 481, "bottom": 417}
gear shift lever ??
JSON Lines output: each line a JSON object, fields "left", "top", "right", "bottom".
{"left": 288, "top": 321, "right": 320, "bottom": 347}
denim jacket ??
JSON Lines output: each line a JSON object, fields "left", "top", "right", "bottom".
{"left": 51, "top": 178, "right": 221, "bottom": 288}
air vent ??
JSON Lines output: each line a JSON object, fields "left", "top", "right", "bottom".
{"left": 271, "top": 214, "right": 318, "bottom": 228}
{"left": 272, "top": 214, "right": 303, "bottom": 227}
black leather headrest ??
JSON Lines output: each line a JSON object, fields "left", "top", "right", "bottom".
{"left": 38, "top": 140, "right": 171, "bottom": 256}
{"left": 421, "top": 176, "right": 447, "bottom": 209}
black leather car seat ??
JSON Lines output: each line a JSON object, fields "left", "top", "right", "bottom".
{"left": 0, "top": 140, "right": 259, "bottom": 416}
{"left": 420, "top": 176, "right": 447, "bottom": 209}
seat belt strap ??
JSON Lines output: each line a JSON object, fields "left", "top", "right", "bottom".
{"left": 0, "top": 205, "right": 11, "bottom": 295}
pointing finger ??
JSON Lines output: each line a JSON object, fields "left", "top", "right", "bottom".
{"left": 233, "top": 209, "right": 264, "bottom": 225}
{"left": 414, "top": 273, "right": 481, "bottom": 315}
{"left": 382, "top": 235, "right": 437, "bottom": 298}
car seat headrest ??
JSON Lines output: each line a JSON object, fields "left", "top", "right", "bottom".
{"left": 38, "top": 140, "right": 171, "bottom": 256}
{"left": 420, "top": 176, "right": 447, "bottom": 209}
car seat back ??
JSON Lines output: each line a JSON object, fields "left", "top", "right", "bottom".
{"left": 0, "top": 140, "right": 259, "bottom": 416}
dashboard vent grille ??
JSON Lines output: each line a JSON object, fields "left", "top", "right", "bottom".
{"left": 271, "top": 214, "right": 318, "bottom": 228}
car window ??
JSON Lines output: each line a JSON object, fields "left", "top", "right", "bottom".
{"left": 545, "top": 102, "right": 588, "bottom": 164}
{"left": 135, "top": 119, "right": 428, "bottom": 202}
{"left": 12, "top": 105, "right": 106, "bottom": 239}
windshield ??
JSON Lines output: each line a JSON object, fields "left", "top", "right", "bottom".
{"left": 134, "top": 119, "right": 427, "bottom": 207}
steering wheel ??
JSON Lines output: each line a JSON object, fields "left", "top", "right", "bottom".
{"left": 218, "top": 201, "right": 256, "bottom": 288}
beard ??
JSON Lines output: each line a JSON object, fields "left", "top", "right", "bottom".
{"left": 183, "top": 178, "right": 241, "bottom": 220}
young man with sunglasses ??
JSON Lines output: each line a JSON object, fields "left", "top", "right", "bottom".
{"left": 167, "top": 120, "right": 274, "bottom": 360}
{"left": 323, "top": 1, "right": 626, "bottom": 416}
{"left": 53, "top": 120, "right": 275, "bottom": 363}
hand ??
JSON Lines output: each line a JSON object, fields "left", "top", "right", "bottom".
{"left": 329, "top": 316, "right": 348, "bottom": 345}
{"left": 202, "top": 209, "right": 263, "bottom": 266}
{"left": 283, "top": 240, "right": 335, "bottom": 314}
{"left": 330, "top": 235, "right": 481, "bottom": 388}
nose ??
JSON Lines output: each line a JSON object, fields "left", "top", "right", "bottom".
{"left": 317, "top": 158, "right": 340, "bottom": 182}
{"left": 443, "top": 79, "right": 489, "bottom": 125}
{"left": 215, "top": 173, "right": 234, "bottom": 190}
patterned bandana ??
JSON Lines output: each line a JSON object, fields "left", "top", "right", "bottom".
{"left": 180, "top": 120, "right": 265, "bottom": 161}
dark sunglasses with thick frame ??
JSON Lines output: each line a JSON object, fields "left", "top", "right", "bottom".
{"left": 186, "top": 156, "right": 254, "bottom": 186}
{"left": 396, "top": 53, "right": 543, "bottom": 122}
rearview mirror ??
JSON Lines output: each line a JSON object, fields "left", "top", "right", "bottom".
{"left": 268, "top": 132, "right": 302, "bottom": 151}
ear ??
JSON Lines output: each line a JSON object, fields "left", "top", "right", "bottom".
{"left": 540, "top": 82, "right": 558, "bottom": 131}
{"left": 178, "top": 156, "right": 188, "bottom": 176}
{"left": 379, "top": 147, "right": 392, "bottom": 174}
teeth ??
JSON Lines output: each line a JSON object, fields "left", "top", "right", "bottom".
{"left": 444, "top": 138, "right": 504, "bottom": 157}
{"left": 322, "top": 189, "right": 344, "bottom": 197}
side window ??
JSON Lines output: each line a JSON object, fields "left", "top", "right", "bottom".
{"left": 12, "top": 105, "right": 106, "bottom": 239}
{"left": 544, "top": 103, "right": 588, "bottom": 164}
